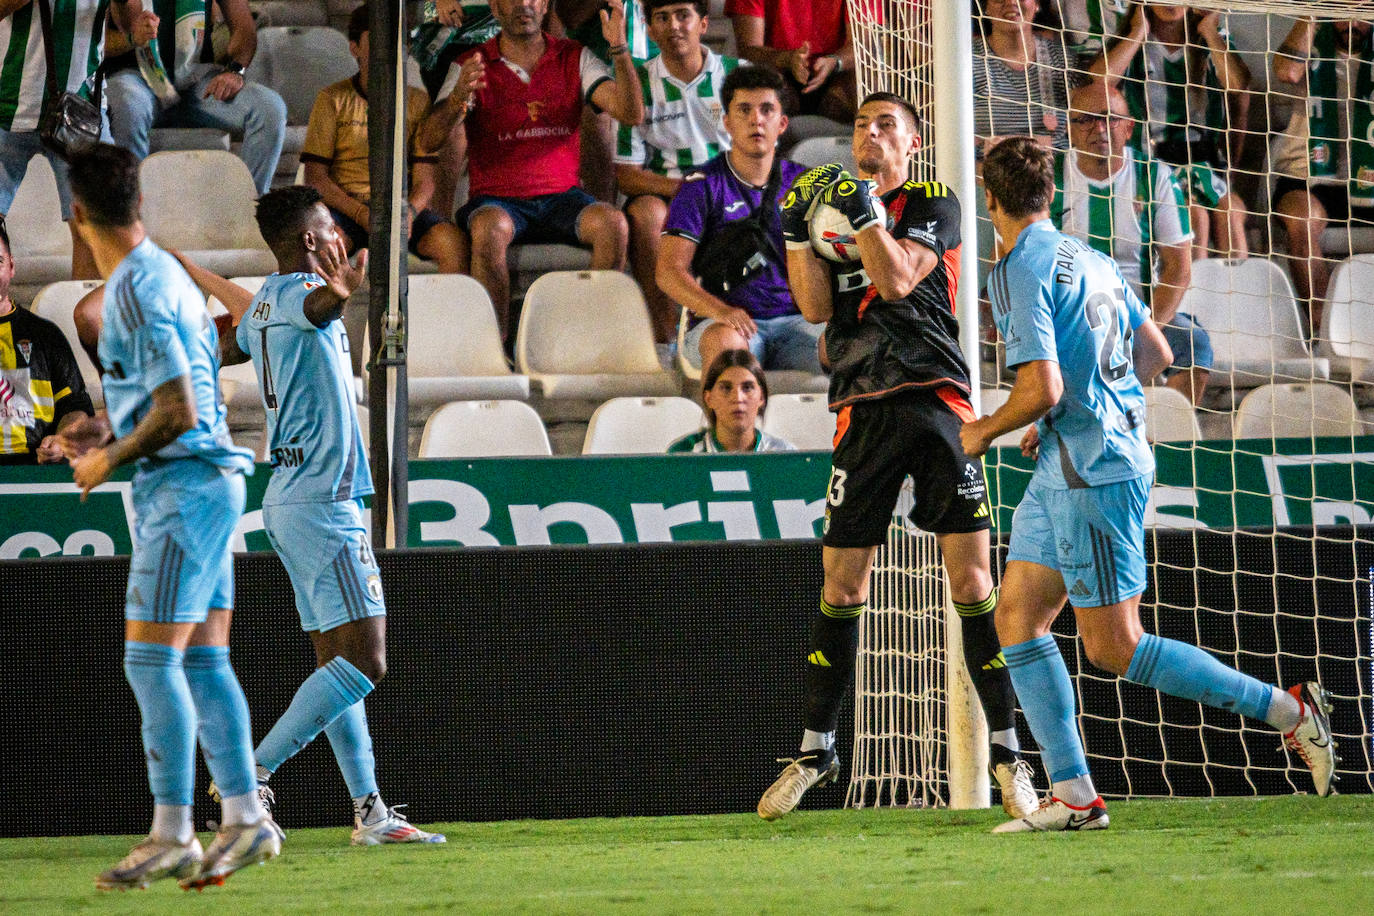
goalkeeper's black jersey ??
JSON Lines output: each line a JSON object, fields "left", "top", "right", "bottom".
{"left": 823, "top": 180, "right": 971, "bottom": 411}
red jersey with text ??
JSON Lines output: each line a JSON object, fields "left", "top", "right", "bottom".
{"left": 460, "top": 34, "right": 595, "bottom": 198}
{"left": 823, "top": 180, "right": 969, "bottom": 410}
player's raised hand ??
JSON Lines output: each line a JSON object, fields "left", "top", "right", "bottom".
{"left": 781, "top": 162, "right": 845, "bottom": 247}
{"left": 825, "top": 173, "right": 885, "bottom": 235}
{"left": 318, "top": 235, "right": 369, "bottom": 300}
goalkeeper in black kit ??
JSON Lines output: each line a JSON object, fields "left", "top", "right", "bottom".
{"left": 756, "top": 92, "right": 1037, "bottom": 821}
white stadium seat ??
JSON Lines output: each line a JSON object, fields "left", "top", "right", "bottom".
{"left": 1143, "top": 386, "right": 1202, "bottom": 443}
{"left": 6, "top": 157, "right": 71, "bottom": 300}
{"left": 363, "top": 274, "right": 530, "bottom": 406}
{"left": 418, "top": 399, "right": 553, "bottom": 457}
{"left": 245, "top": 26, "right": 355, "bottom": 127}
{"left": 1317, "top": 254, "right": 1374, "bottom": 383}
{"left": 1233, "top": 382, "right": 1364, "bottom": 440}
{"left": 515, "top": 271, "right": 678, "bottom": 411}
{"left": 140, "top": 151, "right": 276, "bottom": 277}
{"left": 28, "top": 280, "right": 104, "bottom": 407}
{"left": 1180, "top": 258, "right": 1329, "bottom": 385}
{"left": 762, "top": 393, "right": 835, "bottom": 450}
{"left": 788, "top": 135, "right": 857, "bottom": 172}
{"left": 582, "top": 396, "right": 704, "bottom": 454}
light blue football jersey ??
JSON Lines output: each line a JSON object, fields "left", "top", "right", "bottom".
{"left": 988, "top": 219, "right": 1154, "bottom": 489}
{"left": 236, "top": 272, "right": 371, "bottom": 506}
{"left": 99, "top": 238, "right": 253, "bottom": 472}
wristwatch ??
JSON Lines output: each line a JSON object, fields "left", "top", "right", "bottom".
{"left": 829, "top": 54, "right": 843, "bottom": 73}
{"left": 223, "top": 60, "right": 246, "bottom": 76}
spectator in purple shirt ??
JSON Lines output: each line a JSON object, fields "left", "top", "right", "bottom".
{"left": 656, "top": 66, "right": 821, "bottom": 374}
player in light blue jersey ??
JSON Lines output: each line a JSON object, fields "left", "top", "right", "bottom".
{"left": 208, "top": 186, "right": 443, "bottom": 845}
{"left": 961, "top": 137, "right": 1337, "bottom": 832}
{"left": 58, "top": 145, "right": 280, "bottom": 890}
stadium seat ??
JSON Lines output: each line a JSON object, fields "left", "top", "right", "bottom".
{"left": 1317, "top": 254, "right": 1374, "bottom": 384}
{"left": 976, "top": 387, "right": 1030, "bottom": 449}
{"left": 148, "top": 127, "right": 231, "bottom": 153}
{"left": 762, "top": 393, "right": 836, "bottom": 450}
{"left": 515, "top": 271, "right": 679, "bottom": 412}
{"left": 28, "top": 280, "right": 104, "bottom": 407}
{"left": 205, "top": 278, "right": 266, "bottom": 413}
{"left": 418, "top": 399, "right": 553, "bottom": 457}
{"left": 1179, "top": 258, "right": 1329, "bottom": 386}
{"left": 581, "top": 396, "right": 704, "bottom": 454}
{"left": 1233, "top": 382, "right": 1364, "bottom": 440}
{"left": 6, "top": 157, "right": 71, "bottom": 302}
{"left": 788, "top": 135, "right": 857, "bottom": 172}
{"left": 1143, "top": 386, "right": 1202, "bottom": 443}
{"left": 782, "top": 115, "right": 851, "bottom": 154}
{"left": 360, "top": 274, "right": 530, "bottom": 406}
{"left": 249, "top": 0, "right": 329, "bottom": 27}
{"left": 139, "top": 151, "right": 277, "bottom": 276}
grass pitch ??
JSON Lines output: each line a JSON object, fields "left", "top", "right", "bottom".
{"left": 4, "top": 797, "right": 1372, "bottom": 914}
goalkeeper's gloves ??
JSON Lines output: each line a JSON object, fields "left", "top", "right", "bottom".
{"left": 824, "top": 174, "right": 885, "bottom": 235}
{"left": 781, "top": 161, "right": 845, "bottom": 247}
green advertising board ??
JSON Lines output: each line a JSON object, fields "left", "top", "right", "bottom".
{"left": 3, "top": 438, "right": 1373, "bottom": 558}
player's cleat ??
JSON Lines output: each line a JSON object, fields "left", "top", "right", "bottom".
{"left": 95, "top": 836, "right": 204, "bottom": 890}
{"left": 989, "top": 746, "right": 1039, "bottom": 819}
{"left": 208, "top": 778, "right": 283, "bottom": 838}
{"left": 1282, "top": 681, "right": 1337, "bottom": 797}
{"left": 992, "top": 796, "right": 1109, "bottom": 833}
{"left": 757, "top": 748, "right": 840, "bottom": 821}
{"left": 180, "top": 819, "right": 282, "bottom": 890}
{"left": 351, "top": 805, "right": 447, "bottom": 846}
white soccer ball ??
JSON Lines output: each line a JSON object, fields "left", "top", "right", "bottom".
{"left": 808, "top": 178, "right": 886, "bottom": 263}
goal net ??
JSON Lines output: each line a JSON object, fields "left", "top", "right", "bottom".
{"left": 848, "top": 0, "right": 1374, "bottom": 808}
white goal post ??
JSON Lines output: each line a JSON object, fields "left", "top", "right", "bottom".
{"left": 847, "top": 0, "right": 1374, "bottom": 809}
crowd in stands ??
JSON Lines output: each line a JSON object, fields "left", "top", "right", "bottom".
{"left": 0, "top": 0, "right": 1371, "bottom": 463}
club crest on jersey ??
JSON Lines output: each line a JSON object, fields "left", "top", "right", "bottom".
{"left": 303, "top": 279, "right": 326, "bottom": 291}
{"left": 526, "top": 100, "right": 545, "bottom": 123}
{"left": 16, "top": 340, "right": 31, "bottom": 363}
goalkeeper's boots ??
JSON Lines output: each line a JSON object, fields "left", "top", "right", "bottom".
{"left": 989, "top": 744, "right": 1039, "bottom": 819}
{"left": 180, "top": 818, "right": 282, "bottom": 890}
{"left": 351, "top": 805, "right": 447, "bottom": 846}
{"left": 992, "top": 796, "right": 1109, "bottom": 833}
{"left": 757, "top": 747, "right": 840, "bottom": 821}
{"left": 96, "top": 836, "right": 204, "bottom": 890}
{"left": 1282, "top": 681, "right": 1337, "bottom": 797}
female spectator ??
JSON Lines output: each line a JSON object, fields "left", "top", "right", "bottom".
{"left": 1091, "top": 3, "right": 1251, "bottom": 258}
{"left": 668, "top": 350, "right": 795, "bottom": 453}
{"left": 973, "top": 0, "right": 1074, "bottom": 159}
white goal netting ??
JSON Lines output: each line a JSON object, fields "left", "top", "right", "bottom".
{"left": 848, "top": 0, "right": 1374, "bottom": 807}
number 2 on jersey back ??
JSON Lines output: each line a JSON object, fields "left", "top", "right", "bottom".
{"left": 1083, "top": 289, "right": 1133, "bottom": 383}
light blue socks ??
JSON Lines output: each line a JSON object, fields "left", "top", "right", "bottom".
{"left": 183, "top": 645, "right": 259, "bottom": 800}
{"left": 124, "top": 641, "right": 197, "bottom": 806}
{"left": 1125, "top": 633, "right": 1274, "bottom": 722}
{"left": 325, "top": 701, "right": 379, "bottom": 798}
{"left": 1004, "top": 635, "right": 1090, "bottom": 783}
{"left": 255, "top": 657, "right": 375, "bottom": 774}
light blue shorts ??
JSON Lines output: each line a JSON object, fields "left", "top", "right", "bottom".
{"left": 126, "top": 460, "right": 243, "bottom": 623}
{"left": 684, "top": 313, "right": 823, "bottom": 373}
{"left": 264, "top": 498, "right": 385, "bottom": 633}
{"left": 1006, "top": 474, "right": 1151, "bottom": 608}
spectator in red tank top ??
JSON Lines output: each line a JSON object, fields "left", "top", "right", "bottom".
{"left": 726, "top": 0, "right": 857, "bottom": 121}
{"left": 422, "top": 0, "right": 645, "bottom": 339}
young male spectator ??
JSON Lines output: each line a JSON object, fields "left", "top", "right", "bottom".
{"left": 422, "top": 0, "right": 645, "bottom": 339}
{"left": 0, "top": 0, "right": 139, "bottom": 280}
{"left": 657, "top": 66, "right": 820, "bottom": 375}
{"left": 616, "top": 0, "right": 739, "bottom": 346}
{"left": 1090, "top": 4, "right": 1251, "bottom": 258}
{"left": 1055, "top": 80, "right": 1210, "bottom": 407}
{"left": 0, "top": 219, "right": 94, "bottom": 463}
{"left": 727, "top": 0, "right": 855, "bottom": 121}
{"left": 303, "top": 4, "right": 466, "bottom": 274}
{"left": 1272, "top": 17, "right": 1374, "bottom": 333}
{"left": 104, "top": 0, "right": 287, "bottom": 196}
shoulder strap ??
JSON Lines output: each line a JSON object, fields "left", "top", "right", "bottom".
{"left": 201, "top": 0, "right": 217, "bottom": 65}
{"left": 35, "top": 0, "right": 60, "bottom": 100}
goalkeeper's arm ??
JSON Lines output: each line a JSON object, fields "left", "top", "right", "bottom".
{"left": 854, "top": 224, "right": 938, "bottom": 304}
{"left": 785, "top": 245, "right": 834, "bottom": 323}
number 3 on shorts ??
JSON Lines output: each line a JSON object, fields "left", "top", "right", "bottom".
{"left": 827, "top": 467, "right": 848, "bottom": 507}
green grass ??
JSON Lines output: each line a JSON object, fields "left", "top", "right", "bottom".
{"left": 4, "top": 798, "right": 1373, "bottom": 914}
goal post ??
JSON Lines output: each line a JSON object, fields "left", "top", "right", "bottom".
{"left": 847, "top": 0, "right": 1374, "bottom": 809}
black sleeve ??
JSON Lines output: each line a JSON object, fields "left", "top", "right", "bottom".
{"left": 893, "top": 184, "right": 961, "bottom": 259}
{"left": 38, "top": 320, "right": 94, "bottom": 423}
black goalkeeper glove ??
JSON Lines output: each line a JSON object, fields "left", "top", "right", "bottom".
{"left": 781, "top": 161, "right": 846, "bottom": 248}
{"left": 824, "top": 174, "right": 885, "bottom": 235}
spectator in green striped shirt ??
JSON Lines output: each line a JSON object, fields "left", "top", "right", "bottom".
{"left": 615, "top": 0, "right": 739, "bottom": 347}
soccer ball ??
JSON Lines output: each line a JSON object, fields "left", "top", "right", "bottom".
{"left": 808, "top": 178, "right": 886, "bottom": 263}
